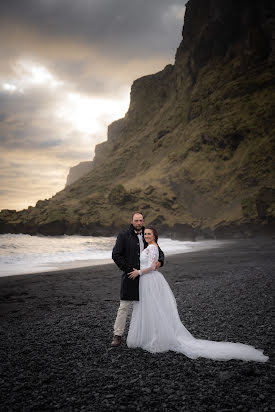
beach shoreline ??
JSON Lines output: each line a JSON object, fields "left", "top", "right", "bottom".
{"left": 0, "top": 237, "right": 274, "bottom": 411}
{"left": 0, "top": 237, "right": 235, "bottom": 278}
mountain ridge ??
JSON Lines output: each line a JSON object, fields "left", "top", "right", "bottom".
{"left": 1, "top": 0, "right": 274, "bottom": 239}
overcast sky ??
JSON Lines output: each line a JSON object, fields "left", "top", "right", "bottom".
{"left": 0, "top": 0, "right": 187, "bottom": 211}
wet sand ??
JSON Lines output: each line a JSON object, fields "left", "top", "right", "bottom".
{"left": 0, "top": 238, "right": 274, "bottom": 411}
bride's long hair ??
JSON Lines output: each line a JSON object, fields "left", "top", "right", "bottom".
{"left": 145, "top": 225, "right": 158, "bottom": 243}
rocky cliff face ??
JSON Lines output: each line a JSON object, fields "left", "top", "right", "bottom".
{"left": 1, "top": 0, "right": 274, "bottom": 239}
{"left": 65, "top": 161, "right": 93, "bottom": 187}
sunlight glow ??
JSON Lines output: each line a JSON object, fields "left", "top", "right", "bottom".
{"left": 2, "top": 83, "right": 17, "bottom": 92}
{"left": 29, "top": 66, "right": 54, "bottom": 84}
{"left": 3, "top": 58, "right": 130, "bottom": 141}
{"left": 14, "top": 60, "right": 63, "bottom": 90}
{"left": 57, "top": 92, "right": 129, "bottom": 134}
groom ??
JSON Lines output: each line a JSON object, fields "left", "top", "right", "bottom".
{"left": 111, "top": 212, "right": 165, "bottom": 346}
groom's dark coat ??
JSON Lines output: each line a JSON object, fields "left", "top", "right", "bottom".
{"left": 112, "top": 224, "right": 165, "bottom": 300}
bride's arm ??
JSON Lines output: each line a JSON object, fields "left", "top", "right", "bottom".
{"left": 128, "top": 245, "right": 158, "bottom": 279}
{"left": 138, "top": 245, "right": 158, "bottom": 275}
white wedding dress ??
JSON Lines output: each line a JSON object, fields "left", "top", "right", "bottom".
{"left": 127, "top": 244, "right": 268, "bottom": 362}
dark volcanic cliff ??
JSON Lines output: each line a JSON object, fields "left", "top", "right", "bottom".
{"left": 1, "top": 0, "right": 275, "bottom": 239}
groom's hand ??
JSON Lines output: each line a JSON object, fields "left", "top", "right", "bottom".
{"left": 155, "top": 261, "right": 161, "bottom": 270}
{"left": 128, "top": 268, "right": 139, "bottom": 279}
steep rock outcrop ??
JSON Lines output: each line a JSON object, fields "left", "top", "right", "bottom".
{"left": 65, "top": 161, "right": 93, "bottom": 187}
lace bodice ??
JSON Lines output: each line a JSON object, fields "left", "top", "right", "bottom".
{"left": 140, "top": 244, "right": 159, "bottom": 271}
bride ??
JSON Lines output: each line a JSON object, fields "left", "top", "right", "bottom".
{"left": 127, "top": 226, "right": 268, "bottom": 362}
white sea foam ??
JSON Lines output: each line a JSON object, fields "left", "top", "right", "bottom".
{"left": 0, "top": 234, "right": 229, "bottom": 277}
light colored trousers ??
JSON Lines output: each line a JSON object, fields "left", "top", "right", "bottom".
{"left": 113, "top": 300, "right": 132, "bottom": 336}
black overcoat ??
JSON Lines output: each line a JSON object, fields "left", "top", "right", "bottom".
{"left": 112, "top": 224, "right": 165, "bottom": 300}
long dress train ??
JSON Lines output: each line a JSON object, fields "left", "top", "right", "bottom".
{"left": 126, "top": 244, "right": 268, "bottom": 362}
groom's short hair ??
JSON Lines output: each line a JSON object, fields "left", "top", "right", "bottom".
{"left": 132, "top": 211, "right": 144, "bottom": 219}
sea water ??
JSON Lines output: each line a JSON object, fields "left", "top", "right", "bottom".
{"left": 0, "top": 233, "right": 228, "bottom": 277}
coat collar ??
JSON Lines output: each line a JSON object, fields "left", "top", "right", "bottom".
{"left": 129, "top": 224, "right": 145, "bottom": 236}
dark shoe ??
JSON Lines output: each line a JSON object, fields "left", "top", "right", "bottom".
{"left": 111, "top": 335, "right": 122, "bottom": 347}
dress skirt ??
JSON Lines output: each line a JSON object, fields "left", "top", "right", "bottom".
{"left": 127, "top": 270, "right": 268, "bottom": 362}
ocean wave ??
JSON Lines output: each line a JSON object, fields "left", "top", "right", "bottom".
{"left": 0, "top": 234, "right": 230, "bottom": 277}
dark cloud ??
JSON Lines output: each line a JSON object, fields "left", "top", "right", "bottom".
{"left": 0, "top": 0, "right": 185, "bottom": 55}
{"left": 0, "top": 89, "right": 63, "bottom": 149}
{"left": 0, "top": 87, "right": 56, "bottom": 112}
{"left": 0, "top": 0, "right": 186, "bottom": 95}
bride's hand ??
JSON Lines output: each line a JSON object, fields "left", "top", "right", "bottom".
{"left": 128, "top": 268, "right": 139, "bottom": 279}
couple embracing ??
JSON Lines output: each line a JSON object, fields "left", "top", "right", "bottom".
{"left": 111, "top": 212, "right": 268, "bottom": 362}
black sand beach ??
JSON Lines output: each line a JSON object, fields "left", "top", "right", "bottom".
{"left": 0, "top": 238, "right": 274, "bottom": 412}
